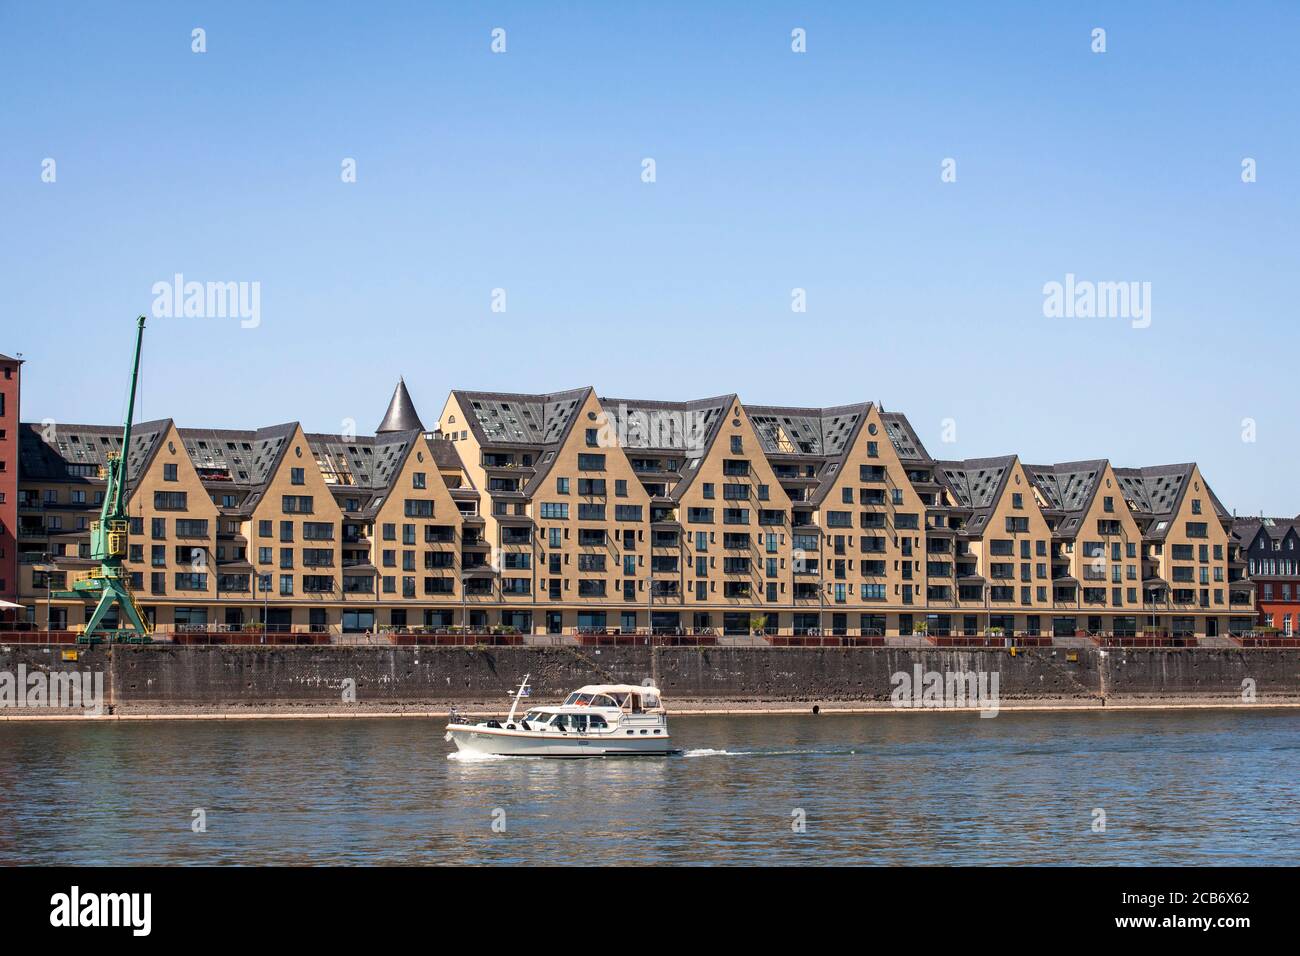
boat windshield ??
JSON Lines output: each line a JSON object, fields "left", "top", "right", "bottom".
{"left": 522, "top": 711, "right": 553, "bottom": 724}
{"left": 564, "top": 693, "right": 618, "bottom": 708}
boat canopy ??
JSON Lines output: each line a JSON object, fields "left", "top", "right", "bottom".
{"left": 563, "top": 684, "right": 664, "bottom": 711}
{"left": 574, "top": 684, "right": 662, "bottom": 698}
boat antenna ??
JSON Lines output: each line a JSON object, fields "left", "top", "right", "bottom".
{"left": 506, "top": 674, "right": 531, "bottom": 724}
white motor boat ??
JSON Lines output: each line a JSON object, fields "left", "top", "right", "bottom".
{"left": 444, "top": 676, "right": 679, "bottom": 757}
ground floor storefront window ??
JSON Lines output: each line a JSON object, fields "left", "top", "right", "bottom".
{"left": 342, "top": 610, "right": 374, "bottom": 633}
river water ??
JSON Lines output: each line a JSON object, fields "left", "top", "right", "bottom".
{"left": 0, "top": 710, "right": 1295, "bottom": 865}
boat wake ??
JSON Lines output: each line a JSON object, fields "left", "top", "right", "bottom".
{"left": 684, "top": 747, "right": 862, "bottom": 758}
{"left": 447, "top": 751, "right": 519, "bottom": 763}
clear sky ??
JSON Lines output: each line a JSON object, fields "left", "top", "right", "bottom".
{"left": 2, "top": 2, "right": 1296, "bottom": 514}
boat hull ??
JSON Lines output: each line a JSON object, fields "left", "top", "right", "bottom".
{"left": 446, "top": 724, "right": 677, "bottom": 757}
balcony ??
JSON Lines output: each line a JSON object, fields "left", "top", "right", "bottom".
{"left": 772, "top": 465, "right": 816, "bottom": 481}
{"left": 481, "top": 454, "right": 533, "bottom": 471}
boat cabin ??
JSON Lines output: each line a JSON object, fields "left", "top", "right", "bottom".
{"left": 561, "top": 684, "right": 664, "bottom": 714}
{"left": 515, "top": 684, "right": 666, "bottom": 733}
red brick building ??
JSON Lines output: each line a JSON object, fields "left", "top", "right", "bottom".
{"left": 0, "top": 353, "right": 21, "bottom": 618}
{"left": 1233, "top": 517, "right": 1300, "bottom": 635}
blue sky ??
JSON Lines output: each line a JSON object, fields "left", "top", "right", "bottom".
{"left": 2, "top": 2, "right": 1296, "bottom": 514}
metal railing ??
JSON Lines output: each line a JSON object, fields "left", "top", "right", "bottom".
{"left": 1088, "top": 633, "right": 1199, "bottom": 648}
{"left": 1230, "top": 632, "right": 1300, "bottom": 648}
{"left": 385, "top": 631, "right": 525, "bottom": 646}
{"left": 767, "top": 634, "right": 886, "bottom": 647}
{"left": 929, "top": 634, "right": 1054, "bottom": 648}
{"left": 0, "top": 630, "right": 85, "bottom": 645}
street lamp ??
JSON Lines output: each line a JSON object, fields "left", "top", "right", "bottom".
{"left": 33, "top": 555, "right": 56, "bottom": 632}
{"left": 258, "top": 571, "right": 271, "bottom": 643}
{"left": 460, "top": 570, "right": 470, "bottom": 633}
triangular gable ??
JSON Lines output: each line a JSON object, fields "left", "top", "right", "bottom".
{"left": 249, "top": 424, "right": 345, "bottom": 524}
{"left": 125, "top": 421, "right": 219, "bottom": 524}
{"left": 676, "top": 399, "right": 793, "bottom": 512}
{"left": 372, "top": 431, "right": 464, "bottom": 528}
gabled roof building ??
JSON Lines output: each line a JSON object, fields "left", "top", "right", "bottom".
{"left": 7, "top": 368, "right": 1256, "bottom": 641}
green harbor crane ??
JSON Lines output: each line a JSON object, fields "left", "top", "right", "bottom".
{"left": 54, "top": 315, "right": 153, "bottom": 643}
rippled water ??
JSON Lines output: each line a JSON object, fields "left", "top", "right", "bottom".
{"left": 0, "top": 710, "right": 1296, "bottom": 865}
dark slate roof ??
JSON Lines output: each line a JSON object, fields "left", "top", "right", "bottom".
{"left": 596, "top": 394, "right": 730, "bottom": 455}
{"left": 448, "top": 387, "right": 599, "bottom": 498}
{"left": 1112, "top": 463, "right": 1230, "bottom": 540}
{"left": 428, "top": 436, "right": 465, "bottom": 470}
{"left": 933, "top": 456, "right": 1018, "bottom": 534}
{"left": 177, "top": 423, "right": 297, "bottom": 487}
{"left": 1232, "top": 516, "right": 1300, "bottom": 550}
{"left": 305, "top": 429, "right": 417, "bottom": 491}
{"left": 935, "top": 457, "right": 1016, "bottom": 510}
{"left": 1024, "top": 461, "right": 1109, "bottom": 538}
{"left": 1112, "top": 464, "right": 1191, "bottom": 517}
{"left": 879, "top": 412, "right": 931, "bottom": 462}
{"left": 0, "top": 353, "right": 23, "bottom": 363}
{"left": 22, "top": 413, "right": 471, "bottom": 513}
{"left": 376, "top": 378, "right": 425, "bottom": 434}
{"left": 19, "top": 419, "right": 171, "bottom": 486}
{"left": 598, "top": 394, "right": 734, "bottom": 500}
{"left": 454, "top": 387, "right": 589, "bottom": 446}
{"left": 743, "top": 403, "right": 872, "bottom": 508}
{"left": 746, "top": 403, "right": 868, "bottom": 457}
{"left": 1024, "top": 460, "right": 1106, "bottom": 515}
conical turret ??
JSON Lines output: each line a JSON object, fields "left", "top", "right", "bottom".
{"left": 377, "top": 378, "right": 425, "bottom": 434}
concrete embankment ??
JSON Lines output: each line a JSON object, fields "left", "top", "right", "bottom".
{"left": 0, "top": 643, "right": 1297, "bottom": 718}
